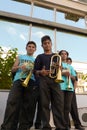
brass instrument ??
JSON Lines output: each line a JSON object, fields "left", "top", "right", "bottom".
{"left": 22, "top": 70, "right": 32, "bottom": 87}
{"left": 20, "top": 61, "right": 34, "bottom": 87}
{"left": 62, "top": 68, "right": 72, "bottom": 90}
{"left": 67, "top": 75, "right": 72, "bottom": 90}
{"left": 49, "top": 53, "right": 64, "bottom": 83}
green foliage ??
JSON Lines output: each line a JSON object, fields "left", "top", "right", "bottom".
{"left": 0, "top": 46, "right": 18, "bottom": 89}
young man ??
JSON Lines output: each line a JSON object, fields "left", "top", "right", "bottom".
{"left": 67, "top": 57, "right": 84, "bottom": 130}
{"left": 0, "top": 41, "right": 37, "bottom": 130}
{"left": 34, "top": 35, "right": 66, "bottom": 130}
{"left": 59, "top": 50, "right": 77, "bottom": 130}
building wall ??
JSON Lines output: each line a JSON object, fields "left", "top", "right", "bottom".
{"left": 0, "top": 91, "right": 9, "bottom": 127}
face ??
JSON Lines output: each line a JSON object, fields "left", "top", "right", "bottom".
{"left": 60, "top": 51, "right": 68, "bottom": 61}
{"left": 67, "top": 59, "right": 72, "bottom": 65}
{"left": 26, "top": 44, "right": 36, "bottom": 55}
{"left": 42, "top": 39, "right": 52, "bottom": 52}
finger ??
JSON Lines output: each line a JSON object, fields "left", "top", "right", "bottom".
{"left": 42, "top": 65, "right": 46, "bottom": 69}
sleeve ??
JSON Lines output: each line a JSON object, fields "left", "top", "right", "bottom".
{"left": 34, "top": 55, "right": 42, "bottom": 71}
{"left": 75, "top": 71, "right": 78, "bottom": 81}
{"left": 70, "top": 65, "right": 77, "bottom": 77}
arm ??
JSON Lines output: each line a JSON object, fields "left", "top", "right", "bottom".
{"left": 11, "top": 56, "right": 27, "bottom": 73}
{"left": 11, "top": 56, "right": 20, "bottom": 73}
{"left": 74, "top": 80, "right": 78, "bottom": 89}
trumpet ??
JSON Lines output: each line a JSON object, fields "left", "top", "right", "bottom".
{"left": 22, "top": 70, "right": 32, "bottom": 87}
{"left": 62, "top": 68, "right": 72, "bottom": 90}
{"left": 49, "top": 53, "right": 64, "bottom": 83}
{"left": 20, "top": 61, "right": 34, "bottom": 87}
{"left": 67, "top": 75, "right": 72, "bottom": 90}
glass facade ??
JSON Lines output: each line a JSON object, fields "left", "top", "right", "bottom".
{"left": 0, "top": 0, "right": 87, "bottom": 94}
{"left": 32, "top": 5, "right": 54, "bottom": 22}
{"left": 0, "top": 0, "right": 31, "bottom": 16}
{"left": 31, "top": 26, "right": 55, "bottom": 56}
{"left": 56, "top": 11, "right": 86, "bottom": 29}
{"left": 56, "top": 32, "right": 87, "bottom": 62}
{"left": 0, "top": 21, "right": 30, "bottom": 54}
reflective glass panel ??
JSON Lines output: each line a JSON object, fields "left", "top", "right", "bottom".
{"left": 0, "top": 0, "right": 31, "bottom": 16}
{"left": 30, "top": 26, "right": 55, "bottom": 56}
{"left": 0, "top": 21, "right": 29, "bottom": 54}
{"left": 56, "top": 31, "right": 87, "bottom": 62}
{"left": 56, "top": 11, "right": 86, "bottom": 29}
{"left": 33, "top": 5, "right": 54, "bottom": 22}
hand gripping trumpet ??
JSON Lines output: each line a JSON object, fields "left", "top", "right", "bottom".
{"left": 62, "top": 68, "right": 72, "bottom": 90}
{"left": 67, "top": 75, "right": 72, "bottom": 90}
{"left": 49, "top": 53, "right": 64, "bottom": 83}
{"left": 66, "top": 68, "right": 72, "bottom": 90}
{"left": 20, "top": 62, "right": 34, "bottom": 87}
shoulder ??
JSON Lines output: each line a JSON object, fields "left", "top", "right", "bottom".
{"left": 68, "top": 64, "right": 74, "bottom": 70}
{"left": 62, "top": 62, "right": 67, "bottom": 67}
{"left": 18, "top": 54, "right": 25, "bottom": 58}
{"left": 36, "top": 53, "right": 44, "bottom": 58}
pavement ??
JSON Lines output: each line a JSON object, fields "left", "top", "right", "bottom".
{"left": 29, "top": 127, "right": 87, "bottom": 130}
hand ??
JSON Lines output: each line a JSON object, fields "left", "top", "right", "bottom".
{"left": 40, "top": 66, "right": 50, "bottom": 76}
{"left": 62, "top": 68, "right": 70, "bottom": 77}
{"left": 19, "top": 64, "right": 27, "bottom": 72}
{"left": 62, "top": 71, "right": 70, "bottom": 77}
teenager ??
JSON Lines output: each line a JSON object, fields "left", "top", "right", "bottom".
{"left": 0, "top": 41, "right": 37, "bottom": 130}
{"left": 59, "top": 50, "right": 77, "bottom": 130}
{"left": 67, "top": 57, "right": 84, "bottom": 130}
{"left": 34, "top": 35, "right": 66, "bottom": 130}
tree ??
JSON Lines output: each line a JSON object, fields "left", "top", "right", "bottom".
{"left": 0, "top": 46, "right": 18, "bottom": 89}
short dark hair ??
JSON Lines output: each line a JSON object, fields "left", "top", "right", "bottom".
{"left": 59, "top": 50, "right": 69, "bottom": 56}
{"left": 41, "top": 35, "right": 51, "bottom": 45}
{"left": 67, "top": 57, "right": 72, "bottom": 62}
{"left": 26, "top": 41, "right": 37, "bottom": 48}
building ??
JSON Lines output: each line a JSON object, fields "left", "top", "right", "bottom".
{"left": 0, "top": 0, "right": 87, "bottom": 128}
{"left": 72, "top": 61, "right": 87, "bottom": 94}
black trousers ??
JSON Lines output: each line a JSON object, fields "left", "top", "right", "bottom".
{"left": 70, "top": 91, "right": 81, "bottom": 127}
{"left": 0, "top": 79, "right": 38, "bottom": 130}
{"left": 18, "top": 85, "right": 41, "bottom": 130}
{"left": 62, "top": 91, "right": 73, "bottom": 128}
{"left": 34, "top": 95, "right": 42, "bottom": 128}
{"left": 39, "top": 76, "right": 66, "bottom": 130}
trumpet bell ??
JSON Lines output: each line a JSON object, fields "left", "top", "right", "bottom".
{"left": 22, "top": 82, "right": 28, "bottom": 87}
{"left": 55, "top": 68, "right": 64, "bottom": 83}
{"left": 55, "top": 78, "right": 64, "bottom": 83}
{"left": 66, "top": 85, "right": 72, "bottom": 90}
{"left": 22, "top": 71, "right": 32, "bottom": 87}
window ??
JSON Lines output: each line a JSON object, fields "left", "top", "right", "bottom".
{"left": 56, "top": 11, "right": 86, "bottom": 29}
{"left": 30, "top": 26, "right": 55, "bottom": 56}
{"left": 0, "top": 21, "right": 30, "bottom": 54}
{"left": 0, "top": 0, "right": 31, "bottom": 16}
{"left": 32, "top": 5, "right": 54, "bottom": 22}
{"left": 56, "top": 31, "right": 87, "bottom": 62}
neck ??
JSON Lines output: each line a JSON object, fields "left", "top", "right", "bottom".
{"left": 44, "top": 50, "right": 52, "bottom": 54}
{"left": 62, "top": 59, "right": 67, "bottom": 63}
{"left": 27, "top": 53, "right": 33, "bottom": 56}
